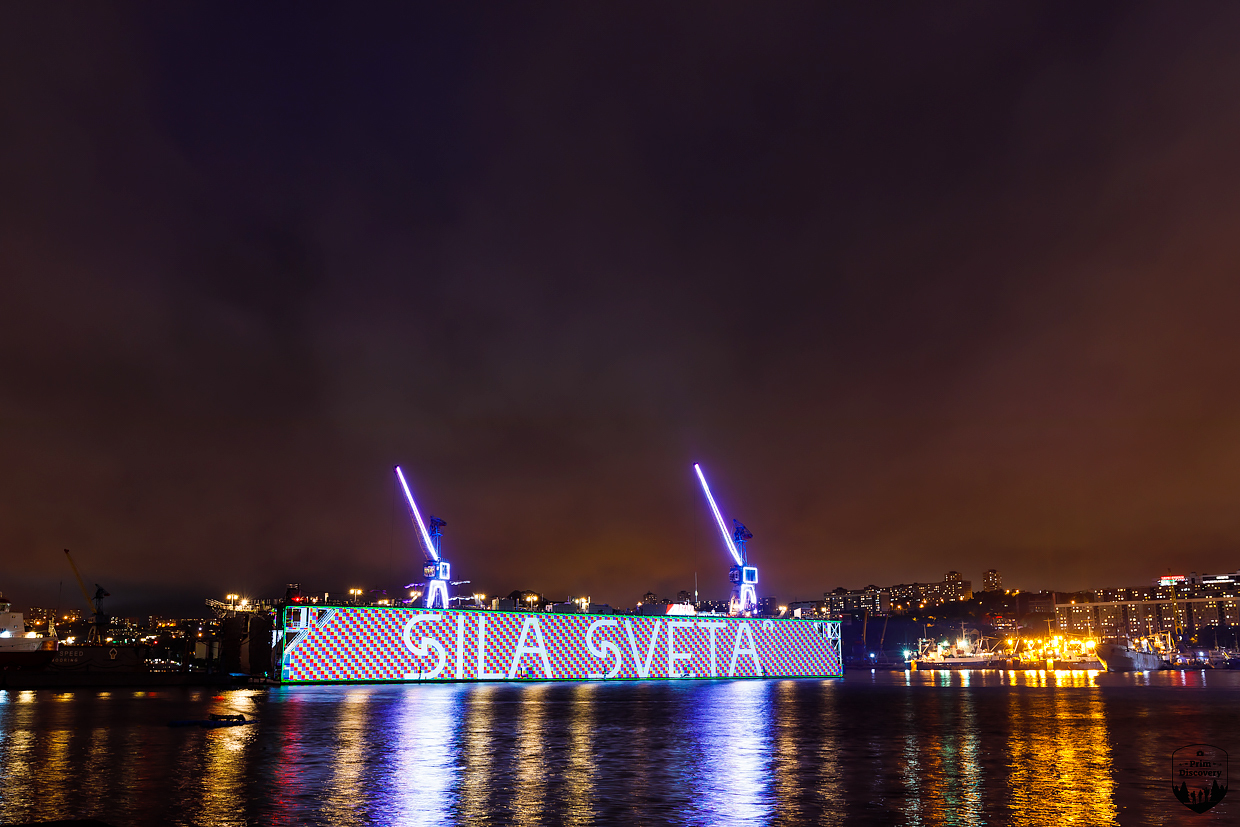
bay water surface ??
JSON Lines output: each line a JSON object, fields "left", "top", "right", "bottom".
{"left": 1, "top": 670, "right": 1236, "bottom": 826}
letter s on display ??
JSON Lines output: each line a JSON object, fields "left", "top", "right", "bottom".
{"left": 403, "top": 613, "right": 448, "bottom": 679}
{"left": 586, "top": 617, "right": 622, "bottom": 679}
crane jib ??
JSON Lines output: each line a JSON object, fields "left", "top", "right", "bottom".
{"left": 693, "top": 464, "right": 743, "bottom": 566}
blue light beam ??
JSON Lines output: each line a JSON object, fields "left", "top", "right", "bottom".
{"left": 694, "top": 463, "right": 743, "bottom": 566}
{"left": 395, "top": 466, "right": 439, "bottom": 561}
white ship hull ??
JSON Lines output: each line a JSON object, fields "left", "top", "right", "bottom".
{"left": 915, "top": 657, "right": 997, "bottom": 669}
{"left": 0, "top": 601, "right": 58, "bottom": 669}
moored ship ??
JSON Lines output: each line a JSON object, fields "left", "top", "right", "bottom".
{"left": 913, "top": 633, "right": 998, "bottom": 669}
{"left": 1096, "top": 634, "right": 1169, "bottom": 672}
{"left": 0, "top": 593, "right": 58, "bottom": 669}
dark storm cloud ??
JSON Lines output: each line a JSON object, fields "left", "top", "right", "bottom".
{"left": 4, "top": 4, "right": 1240, "bottom": 614}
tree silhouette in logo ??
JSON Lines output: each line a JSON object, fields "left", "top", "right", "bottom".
{"left": 1173, "top": 748, "right": 1228, "bottom": 813}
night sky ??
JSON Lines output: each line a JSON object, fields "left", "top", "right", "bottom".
{"left": 6, "top": 5, "right": 1240, "bottom": 615}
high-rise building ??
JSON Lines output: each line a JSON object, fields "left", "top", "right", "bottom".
{"left": 983, "top": 569, "right": 1002, "bottom": 592}
{"left": 942, "top": 571, "right": 973, "bottom": 601}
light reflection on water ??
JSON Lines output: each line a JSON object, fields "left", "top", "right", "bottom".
{"left": 813, "top": 681, "right": 844, "bottom": 826}
{"left": 1006, "top": 687, "right": 1116, "bottom": 825}
{"left": 390, "top": 685, "right": 460, "bottom": 826}
{"left": 563, "top": 684, "right": 596, "bottom": 827}
{"left": 323, "top": 690, "right": 371, "bottom": 825}
{"left": 459, "top": 683, "right": 498, "bottom": 826}
{"left": 513, "top": 682, "right": 549, "bottom": 827}
{"left": 2, "top": 672, "right": 1239, "bottom": 825}
{"left": 703, "top": 680, "right": 774, "bottom": 826}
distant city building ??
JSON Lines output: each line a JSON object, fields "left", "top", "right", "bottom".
{"left": 888, "top": 582, "right": 933, "bottom": 610}
{"left": 943, "top": 571, "right": 973, "bottom": 601}
{"left": 24, "top": 607, "right": 53, "bottom": 627}
{"left": 983, "top": 569, "right": 1002, "bottom": 592}
{"left": 1054, "top": 595, "right": 1240, "bottom": 638}
{"left": 825, "top": 585, "right": 891, "bottom": 615}
{"left": 1197, "top": 571, "right": 1240, "bottom": 592}
{"left": 886, "top": 572, "right": 972, "bottom": 610}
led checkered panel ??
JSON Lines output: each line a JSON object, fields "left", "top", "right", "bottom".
{"left": 282, "top": 607, "right": 843, "bottom": 683}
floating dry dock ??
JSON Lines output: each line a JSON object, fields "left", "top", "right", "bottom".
{"left": 279, "top": 606, "right": 843, "bottom": 683}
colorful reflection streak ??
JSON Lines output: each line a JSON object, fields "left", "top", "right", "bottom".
{"left": 3, "top": 672, "right": 1240, "bottom": 826}
{"left": 693, "top": 680, "right": 775, "bottom": 826}
{"left": 388, "top": 685, "right": 461, "bottom": 825}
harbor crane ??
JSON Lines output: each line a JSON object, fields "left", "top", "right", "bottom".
{"left": 63, "top": 548, "right": 109, "bottom": 643}
{"left": 394, "top": 466, "right": 452, "bottom": 610}
{"left": 693, "top": 463, "right": 759, "bottom": 615}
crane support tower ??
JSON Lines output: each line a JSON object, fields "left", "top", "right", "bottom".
{"left": 395, "top": 466, "right": 452, "bottom": 610}
{"left": 62, "top": 549, "right": 109, "bottom": 643}
{"left": 693, "top": 463, "right": 759, "bottom": 615}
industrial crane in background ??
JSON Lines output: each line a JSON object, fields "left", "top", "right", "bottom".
{"left": 62, "top": 548, "right": 109, "bottom": 643}
{"left": 693, "top": 463, "right": 759, "bottom": 615}
{"left": 394, "top": 466, "right": 452, "bottom": 610}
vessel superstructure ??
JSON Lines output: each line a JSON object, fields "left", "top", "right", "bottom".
{"left": 913, "top": 633, "right": 998, "bottom": 669}
{"left": 0, "top": 593, "right": 58, "bottom": 669}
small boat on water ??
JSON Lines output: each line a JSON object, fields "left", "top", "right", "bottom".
{"left": 169, "top": 713, "right": 251, "bottom": 728}
{"left": 0, "top": 592, "right": 58, "bottom": 670}
{"left": 1096, "top": 634, "right": 1170, "bottom": 672}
